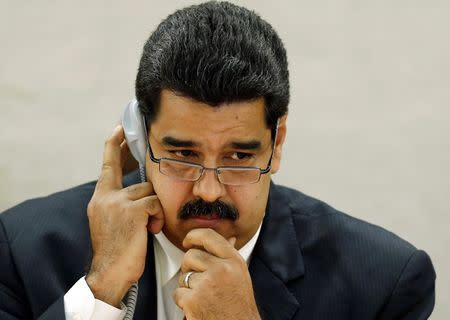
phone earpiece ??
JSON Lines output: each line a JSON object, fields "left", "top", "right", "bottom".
{"left": 122, "top": 99, "right": 147, "bottom": 166}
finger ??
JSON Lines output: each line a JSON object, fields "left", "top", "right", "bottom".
{"left": 122, "top": 182, "right": 154, "bottom": 200}
{"left": 120, "top": 139, "right": 130, "bottom": 168}
{"left": 132, "top": 195, "right": 165, "bottom": 234}
{"left": 173, "top": 287, "right": 191, "bottom": 311}
{"left": 96, "top": 125, "right": 125, "bottom": 191}
{"left": 181, "top": 248, "right": 221, "bottom": 273}
{"left": 147, "top": 219, "right": 164, "bottom": 234}
{"left": 183, "top": 228, "right": 237, "bottom": 259}
{"left": 177, "top": 271, "right": 201, "bottom": 289}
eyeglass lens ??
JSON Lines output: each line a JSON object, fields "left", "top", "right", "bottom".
{"left": 159, "top": 159, "right": 261, "bottom": 185}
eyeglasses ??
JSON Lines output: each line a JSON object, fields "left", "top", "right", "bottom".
{"left": 144, "top": 119, "right": 279, "bottom": 186}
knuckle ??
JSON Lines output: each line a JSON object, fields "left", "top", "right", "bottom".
{"left": 181, "top": 251, "right": 196, "bottom": 272}
{"left": 203, "top": 228, "right": 215, "bottom": 238}
{"left": 237, "top": 254, "right": 246, "bottom": 266}
{"left": 184, "top": 232, "right": 192, "bottom": 243}
{"left": 140, "top": 182, "right": 152, "bottom": 190}
{"left": 231, "top": 251, "right": 245, "bottom": 265}
{"left": 185, "top": 229, "right": 199, "bottom": 242}
{"left": 203, "top": 273, "right": 216, "bottom": 289}
{"left": 180, "top": 262, "right": 188, "bottom": 274}
{"left": 101, "top": 162, "right": 115, "bottom": 172}
{"left": 145, "top": 197, "right": 158, "bottom": 211}
{"left": 220, "top": 261, "right": 234, "bottom": 275}
{"left": 125, "top": 184, "right": 139, "bottom": 194}
{"left": 89, "top": 193, "right": 127, "bottom": 216}
{"left": 87, "top": 200, "right": 96, "bottom": 214}
{"left": 184, "top": 249, "right": 195, "bottom": 261}
{"left": 87, "top": 197, "right": 103, "bottom": 218}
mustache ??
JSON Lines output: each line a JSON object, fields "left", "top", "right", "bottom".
{"left": 178, "top": 199, "right": 239, "bottom": 221}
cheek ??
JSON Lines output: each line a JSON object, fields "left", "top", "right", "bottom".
{"left": 227, "top": 180, "right": 270, "bottom": 221}
{"left": 152, "top": 175, "right": 191, "bottom": 219}
{"left": 147, "top": 162, "right": 187, "bottom": 212}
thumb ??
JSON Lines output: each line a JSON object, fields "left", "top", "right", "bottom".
{"left": 227, "top": 237, "right": 237, "bottom": 247}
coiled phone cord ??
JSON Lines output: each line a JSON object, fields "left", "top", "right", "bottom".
{"left": 124, "top": 282, "right": 138, "bottom": 320}
{"left": 123, "top": 165, "right": 146, "bottom": 319}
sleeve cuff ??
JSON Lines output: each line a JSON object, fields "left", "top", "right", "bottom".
{"left": 63, "top": 276, "right": 127, "bottom": 320}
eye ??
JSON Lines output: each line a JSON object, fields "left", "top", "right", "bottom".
{"left": 170, "top": 150, "right": 196, "bottom": 158}
{"left": 230, "top": 152, "right": 253, "bottom": 161}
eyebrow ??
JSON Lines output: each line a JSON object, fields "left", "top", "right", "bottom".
{"left": 161, "top": 136, "right": 262, "bottom": 151}
{"left": 230, "top": 140, "right": 261, "bottom": 151}
{"left": 161, "top": 136, "right": 199, "bottom": 148}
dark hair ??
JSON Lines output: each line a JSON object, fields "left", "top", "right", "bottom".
{"left": 135, "top": 1, "right": 289, "bottom": 133}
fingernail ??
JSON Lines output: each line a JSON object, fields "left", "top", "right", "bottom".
{"left": 113, "top": 124, "right": 122, "bottom": 133}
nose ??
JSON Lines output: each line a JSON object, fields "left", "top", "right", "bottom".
{"left": 192, "top": 168, "right": 226, "bottom": 202}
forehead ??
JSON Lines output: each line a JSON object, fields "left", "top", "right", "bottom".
{"left": 151, "top": 89, "right": 269, "bottom": 141}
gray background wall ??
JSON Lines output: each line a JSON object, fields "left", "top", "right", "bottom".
{"left": 1, "top": 0, "right": 448, "bottom": 318}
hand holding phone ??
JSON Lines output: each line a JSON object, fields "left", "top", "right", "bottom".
{"left": 85, "top": 125, "right": 164, "bottom": 308}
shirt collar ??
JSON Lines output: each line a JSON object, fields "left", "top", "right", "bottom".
{"left": 154, "top": 224, "right": 263, "bottom": 286}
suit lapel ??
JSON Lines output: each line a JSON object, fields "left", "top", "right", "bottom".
{"left": 249, "top": 182, "right": 305, "bottom": 320}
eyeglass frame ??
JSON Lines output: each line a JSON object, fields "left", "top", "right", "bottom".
{"left": 143, "top": 116, "right": 279, "bottom": 185}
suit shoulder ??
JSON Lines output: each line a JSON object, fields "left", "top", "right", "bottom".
{"left": 274, "top": 184, "right": 418, "bottom": 263}
{"left": 274, "top": 184, "right": 436, "bottom": 307}
{"left": 0, "top": 171, "right": 140, "bottom": 243}
{"left": 0, "top": 180, "right": 103, "bottom": 310}
{"left": 0, "top": 180, "right": 96, "bottom": 242}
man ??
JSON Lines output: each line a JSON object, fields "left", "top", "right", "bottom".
{"left": 0, "top": 1, "right": 435, "bottom": 320}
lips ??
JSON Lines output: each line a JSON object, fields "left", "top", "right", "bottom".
{"left": 188, "top": 213, "right": 222, "bottom": 227}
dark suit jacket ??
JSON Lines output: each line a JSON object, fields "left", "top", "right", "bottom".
{"left": 0, "top": 171, "right": 435, "bottom": 319}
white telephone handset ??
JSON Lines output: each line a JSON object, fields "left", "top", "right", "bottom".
{"left": 122, "top": 99, "right": 148, "bottom": 183}
{"left": 122, "top": 99, "right": 148, "bottom": 167}
{"left": 120, "top": 99, "right": 148, "bottom": 319}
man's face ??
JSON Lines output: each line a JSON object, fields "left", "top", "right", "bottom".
{"left": 145, "top": 89, "right": 286, "bottom": 250}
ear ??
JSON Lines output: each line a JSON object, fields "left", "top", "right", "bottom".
{"left": 270, "top": 115, "right": 287, "bottom": 174}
